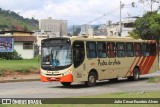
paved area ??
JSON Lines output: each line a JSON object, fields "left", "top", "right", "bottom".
{"left": 0, "top": 71, "right": 160, "bottom": 98}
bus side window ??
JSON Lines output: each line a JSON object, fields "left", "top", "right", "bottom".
{"left": 126, "top": 43, "right": 134, "bottom": 57}
{"left": 73, "top": 41, "right": 85, "bottom": 68}
{"left": 142, "top": 44, "right": 150, "bottom": 56}
{"left": 97, "top": 42, "right": 107, "bottom": 58}
{"left": 107, "top": 42, "right": 116, "bottom": 58}
{"left": 116, "top": 43, "right": 125, "bottom": 57}
{"left": 134, "top": 43, "right": 142, "bottom": 57}
{"left": 87, "top": 42, "right": 97, "bottom": 58}
{"left": 150, "top": 43, "right": 156, "bottom": 56}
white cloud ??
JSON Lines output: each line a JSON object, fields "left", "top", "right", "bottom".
{"left": 0, "top": 0, "right": 158, "bottom": 25}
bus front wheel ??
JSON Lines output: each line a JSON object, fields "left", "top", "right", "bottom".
{"left": 85, "top": 72, "right": 97, "bottom": 87}
{"left": 61, "top": 82, "right": 71, "bottom": 86}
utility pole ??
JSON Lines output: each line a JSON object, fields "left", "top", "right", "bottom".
{"left": 151, "top": 0, "right": 153, "bottom": 11}
{"left": 119, "top": 0, "right": 122, "bottom": 36}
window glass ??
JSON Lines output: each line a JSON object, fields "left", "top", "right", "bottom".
{"left": 117, "top": 43, "right": 125, "bottom": 57}
{"left": 23, "top": 42, "right": 33, "bottom": 49}
{"left": 134, "top": 43, "right": 142, "bottom": 57}
{"left": 73, "top": 41, "right": 85, "bottom": 68}
{"left": 150, "top": 44, "right": 156, "bottom": 56}
{"left": 97, "top": 42, "right": 107, "bottom": 58}
{"left": 107, "top": 42, "right": 116, "bottom": 58}
{"left": 126, "top": 43, "right": 134, "bottom": 57}
{"left": 87, "top": 42, "right": 97, "bottom": 58}
{"left": 142, "top": 44, "right": 150, "bottom": 56}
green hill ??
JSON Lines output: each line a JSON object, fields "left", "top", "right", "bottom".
{"left": 0, "top": 8, "right": 38, "bottom": 31}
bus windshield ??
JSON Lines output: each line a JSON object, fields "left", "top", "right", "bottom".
{"left": 41, "top": 43, "right": 72, "bottom": 70}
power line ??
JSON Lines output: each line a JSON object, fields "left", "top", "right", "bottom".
{"left": 85, "top": 1, "right": 140, "bottom": 25}
{"left": 86, "top": 7, "right": 120, "bottom": 24}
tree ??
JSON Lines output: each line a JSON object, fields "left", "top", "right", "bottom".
{"left": 131, "top": 11, "right": 160, "bottom": 41}
{"left": 23, "top": 25, "right": 28, "bottom": 31}
{"left": 138, "top": 0, "right": 160, "bottom": 11}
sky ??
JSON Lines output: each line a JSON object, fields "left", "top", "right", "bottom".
{"left": 0, "top": 0, "right": 159, "bottom": 26}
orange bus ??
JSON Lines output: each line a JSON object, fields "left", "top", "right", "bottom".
{"left": 40, "top": 36, "right": 158, "bottom": 87}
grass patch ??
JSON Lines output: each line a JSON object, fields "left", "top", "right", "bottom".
{"left": 147, "top": 77, "right": 160, "bottom": 83}
{"left": 0, "top": 91, "right": 160, "bottom": 107}
{"left": 77, "top": 91, "right": 160, "bottom": 98}
{"left": 0, "top": 59, "right": 40, "bottom": 76}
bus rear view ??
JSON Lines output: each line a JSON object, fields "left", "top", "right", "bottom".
{"left": 40, "top": 38, "right": 73, "bottom": 86}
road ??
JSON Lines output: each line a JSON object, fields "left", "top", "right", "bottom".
{"left": 0, "top": 71, "right": 160, "bottom": 98}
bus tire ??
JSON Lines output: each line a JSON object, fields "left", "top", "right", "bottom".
{"left": 61, "top": 82, "right": 71, "bottom": 86}
{"left": 128, "top": 68, "right": 140, "bottom": 81}
{"left": 85, "top": 72, "right": 97, "bottom": 87}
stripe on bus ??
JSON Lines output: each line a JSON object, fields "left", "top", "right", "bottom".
{"left": 129, "top": 56, "right": 143, "bottom": 76}
{"left": 125, "top": 57, "right": 137, "bottom": 77}
{"left": 142, "top": 54, "right": 157, "bottom": 74}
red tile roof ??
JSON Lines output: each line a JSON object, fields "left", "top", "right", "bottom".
{"left": 14, "top": 36, "right": 37, "bottom": 42}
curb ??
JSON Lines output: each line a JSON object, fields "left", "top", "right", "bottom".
{"left": 0, "top": 79, "right": 39, "bottom": 83}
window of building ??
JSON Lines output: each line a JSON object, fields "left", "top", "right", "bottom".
{"left": 116, "top": 43, "right": 125, "bottom": 57}
{"left": 86, "top": 42, "right": 97, "bottom": 58}
{"left": 126, "top": 43, "right": 134, "bottom": 57}
{"left": 97, "top": 42, "right": 107, "bottom": 58}
{"left": 134, "top": 43, "right": 142, "bottom": 57}
{"left": 23, "top": 42, "right": 33, "bottom": 49}
{"left": 107, "top": 42, "right": 116, "bottom": 58}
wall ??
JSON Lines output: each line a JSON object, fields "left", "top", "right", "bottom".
{"left": 13, "top": 32, "right": 31, "bottom": 36}
{"left": 14, "top": 42, "right": 34, "bottom": 59}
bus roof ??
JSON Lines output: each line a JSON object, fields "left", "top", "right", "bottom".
{"left": 44, "top": 36, "right": 156, "bottom": 43}
{"left": 69, "top": 36, "right": 156, "bottom": 43}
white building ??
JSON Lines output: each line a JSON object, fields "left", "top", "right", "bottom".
{"left": 33, "top": 31, "right": 48, "bottom": 55}
{"left": 39, "top": 17, "right": 67, "bottom": 37}
{"left": 79, "top": 24, "right": 93, "bottom": 36}
{"left": 106, "top": 20, "right": 135, "bottom": 37}
{"left": 14, "top": 36, "right": 37, "bottom": 59}
{"left": 0, "top": 31, "right": 36, "bottom": 59}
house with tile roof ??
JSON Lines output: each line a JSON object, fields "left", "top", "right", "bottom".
{"left": 0, "top": 31, "right": 37, "bottom": 59}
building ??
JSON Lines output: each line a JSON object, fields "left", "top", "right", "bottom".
{"left": 105, "top": 20, "right": 135, "bottom": 37}
{"left": 39, "top": 17, "right": 67, "bottom": 37}
{"left": 79, "top": 24, "right": 93, "bottom": 36}
{"left": 0, "top": 31, "right": 37, "bottom": 59}
{"left": 33, "top": 30, "right": 48, "bottom": 55}
{"left": 94, "top": 24, "right": 107, "bottom": 36}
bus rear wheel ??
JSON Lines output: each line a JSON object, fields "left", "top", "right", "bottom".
{"left": 128, "top": 68, "right": 140, "bottom": 81}
{"left": 61, "top": 82, "right": 71, "bottom": 86}
{"left": 85, "top": 72, "right": 97, "bottom": 87}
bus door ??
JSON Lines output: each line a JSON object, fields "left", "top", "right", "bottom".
{"left": 72, "top": 41, "right": 86, "bottom": 82}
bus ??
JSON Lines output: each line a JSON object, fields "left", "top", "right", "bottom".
{"left": 40, "top": 36, "right": 158, "bottom": 87}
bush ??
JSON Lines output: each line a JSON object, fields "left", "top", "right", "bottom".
{"left": 0, "top": 50, "right": 23, "bottom": 60}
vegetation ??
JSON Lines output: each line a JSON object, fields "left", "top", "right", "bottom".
{"left": 0, "top": 58, "right": 40, "bottom": 76}
{"left": 0, "top": 50, "right": 23, "bottom": 60}
{"left": 0, "top": 91, "right": 160, "bottom": 107}
{"left": 130, "top": 11, "right": 160, "bottom": 41}
{"left": 78, "top": 91, "right": 160, "bottom": 98}
{"left": 0, "top": 8, "right": 38, "bottom": 31}
{"left": 148, "top": 77, "right": 160, "bottom": 83}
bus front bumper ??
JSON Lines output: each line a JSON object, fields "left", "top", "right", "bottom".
{"left": 40, "top": 74, "right": 73, "bottom": 82}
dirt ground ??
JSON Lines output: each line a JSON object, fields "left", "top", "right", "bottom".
{"left": 0, "top": 69, "right": 40, "bottom": 82}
